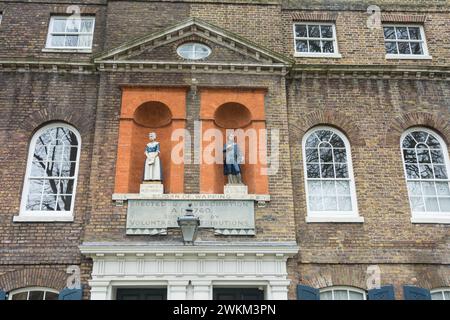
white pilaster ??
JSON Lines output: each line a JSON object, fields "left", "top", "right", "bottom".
{"left": 89, "top": 280, "right": 110, "bottom": 300}
{"left": 192, "top": 280, "right": 212, "bottom": 300}
{"left": 168, "top": 280, "right": 189, "bottom": 300}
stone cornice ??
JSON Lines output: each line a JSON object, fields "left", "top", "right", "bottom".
{"left": 0, "top": 60, "right": 95, "bottom": 74}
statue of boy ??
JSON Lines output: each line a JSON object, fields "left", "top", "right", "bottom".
{"left": 144, "top": 132, "right": 162, "bottom": 181}
{"left": 223, "top": 132, "right": 244, "bottom": 184}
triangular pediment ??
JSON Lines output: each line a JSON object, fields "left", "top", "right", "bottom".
{"left": 94, "top": 18, "right": 293, "bottom": 69}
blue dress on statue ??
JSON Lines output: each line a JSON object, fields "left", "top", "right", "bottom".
{"left": 223, "top": 142, "right": 242, "bottom": 175}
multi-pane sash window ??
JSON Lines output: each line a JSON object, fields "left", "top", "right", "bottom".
{"left": 46, "top": 16, "right": 95, "bottom": 49}
{"left": 431, "top": 288, "right": 450, "bottom": 300}
{"left": 303, "top": 127, "right": 359, "bottom": 220}
{"left": 9, "top": 287, "right": 59, "bottom": 300}
{"left": 383, "top": 25, "right": 429, "bottom": 57}
{"left": 293, "top": 23, "right": 339, "bottom": 56}
{"left": 401, "top": 129, "right": 450, "bottom": 219}
{"left": 20, "top": 124, "right": 81, "bottom": 218}
{"left": 320, "top": 287, "right": 366, "bottom": 300}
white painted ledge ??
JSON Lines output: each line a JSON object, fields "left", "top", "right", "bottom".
{"left": 294, "top": 52, "right": 342, "bottom": 59}
{"left": 385, "top": 54, "right": 432, "bottom": 60}
{"left": 411, "top": 216, "right": 450, "bottom": 224}
{"left": 13, "top": 215, "right": 74, "bottom": 223}
{"left": 112, "top": 193, "right": 270, "bottom": 202}
{"left": 42, "top": 48, "right": 92, "bottom": 54}
{"left": 306, "top": 216, "right": 364, "bottom": 223}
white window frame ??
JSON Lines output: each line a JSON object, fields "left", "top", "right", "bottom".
{"left": 431, "top": 288, "right": 450, "bottom": 300}
{"left": 14, "top": 123, "right": 81, "bottom": 222}
{"left": 401, "top": 127, "right": 450, "bottom": 224}
{"left": 293, "top": 22, "right": 342, "bottom": 58}
{"left": 383, "top": 24, "right": 432, "bottom": 60}
{"left": 8, "top": 287, "right": 59, "bottom": 300}
{"left": 320, "top": 286, "right": 367, "bottom": 300}
{"left": 302, "top": 126, "right": 363, "bottom": 223}
{"left": 44, "top": 15, "right": 95, "bottom": 52}
{"left": 177, "top": 42, "right": 212, "bottom": 60}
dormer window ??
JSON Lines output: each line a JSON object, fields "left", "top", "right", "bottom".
{"left": 177, "top": 42, "right": 211, "bottom": 60}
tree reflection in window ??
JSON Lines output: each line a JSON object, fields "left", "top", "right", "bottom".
{"left": 25, "top": 125, "right": 79, "bottom": 213}
{"left": 402, "top": 129, "right": 450, "bottom": 213}
{"left": 304, "top": 128, "right": 354, "bottom": 213}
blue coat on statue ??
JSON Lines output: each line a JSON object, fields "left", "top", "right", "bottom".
{"left": 223, "top": 142, "right": 242, "bottom": 175}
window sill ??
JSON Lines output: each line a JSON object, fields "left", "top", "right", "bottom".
{"left": 13, "top": 215, "right": 74, "bottom": 223}
{"left": 411, "top": 216, "right": 450, "bottom": 224}
{"left": 294, "top": 53, "right": 342, "bottom": 59}
{"left": 385, "top": 54, "right": 432, "bottom": 60}
{"left": 42, "top": 48, "right": 92, "bottom": 54}
{"left": 306, "top": 215, "right": 364, "bottom": 223}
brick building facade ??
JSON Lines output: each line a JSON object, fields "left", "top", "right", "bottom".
{"left": 0, "top": 0, "right": 448, "bottom": 300}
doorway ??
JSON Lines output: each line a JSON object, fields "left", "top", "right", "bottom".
{"left": 116, "top": 288, "right": 167, "bottom": 300}
{"left": 213, "top": 288, "right": 264, "bottom": 300}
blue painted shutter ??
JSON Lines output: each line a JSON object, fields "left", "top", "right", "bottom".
{"left": 368, "top": 285, "right": 395, "bottom": 300}
{"left": 0, "top": 290, "right": 6, "bottom": 300}
{"left": 58, "top": 287, "right": 83, "bottom": 300}
{"left": 403, "top": 286, "right": 431, "bottom": 300}
{"left": 297, "top": 284, "right": 320, "bottom": 300}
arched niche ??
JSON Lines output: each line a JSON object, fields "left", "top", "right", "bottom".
{"left": 133, "top": 101, "right": 172, "bottom": 128}
{"left": 214, "top": 102, "right": 252, "bottom": 129}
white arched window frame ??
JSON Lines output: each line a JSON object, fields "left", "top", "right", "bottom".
{"left": 14, "top": 123, "right": 81, "bottom": 222}
{"left": 431, "top": 288, "right": 450, "bottom": 300}
{"left": 320, "top": 286, "right": 367, "bottom": 300}
{"left": 302, "top": 126, "right": 363, "bottom": 223}
{"left": 8, "top": 287, "right": 59, "bottom": 300}
{"left": 401, "top": 128, "right": 450, "bottom": 224}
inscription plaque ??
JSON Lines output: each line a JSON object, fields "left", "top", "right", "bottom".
{"left": 126, "top": 199, "right": 255, "bottom": 236}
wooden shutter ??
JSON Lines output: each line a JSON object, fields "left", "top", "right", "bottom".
{"left": 403, "top": 286, "right": 431, "bottom": 300}
{"left": 0, "top": 290, "right": 6, "bottom": 300}
{"left": 297, "top": 284, "right": 320, "bottom": 300}
{"left": 368, "top": 285, "right": 395, "bottom": 300}
{"left": 58, "top": 287, "right": 83, "bottom": 300}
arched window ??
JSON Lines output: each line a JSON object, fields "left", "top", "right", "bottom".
{"left": 8, "top": 287, "right": 59, "bottom": 300}
{"left": 320, "top": 286, "right": 366, "bottom": 300}
{"left": 302, "top": 127, "right": 362, "bottom": 223}
{"left": 16, "top": 123, "right": 81, "bottom": 222}
{"left": 401, "top": 128, "right": 450, "bottom": 224}
{"left": 431, "top": 288, "right": 450, "bottom": 300}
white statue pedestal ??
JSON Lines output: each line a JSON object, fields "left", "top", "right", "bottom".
{"left": 140, "top": 181, "right": 164, "bottom": 195}
{"left": 224, "top": 184, "right": 248, "bottom": 195}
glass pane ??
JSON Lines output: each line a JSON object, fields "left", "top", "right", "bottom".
{"left": 410, "top": 42, "right": 423, "bottom": 55}
{"left": 26, "top": 193, "right": 42, "bottom": 211}
{"left": 52, "top": 19, "right": 66, "bottom": 32}
{"left": 308, "top": 25, "right": 320, "bottom": 37}
{"left": 444, "top": 291, "right": 450, "bottom": 300}
{"left": 78, "top": 35, "right": 92, "bottom": 48}
{"left": 65, "top": 35, "right": 79, "bottom": 47}
{"left": 320, "top": 25, "right": 333, "bottom": 38}
{"left": 305, "top": 134, "right": 320, "bottom": 148}
{"left": 333, "top": 290, "right": 348, "bottom": 300}
{"left": 65, "top": 18, "right": 81, "bottom": 32}
{"left": 323, "top": 196, "right": 337, "bottom": 211}
{"left": 405, "top": 164, "right": 420, "bottom": 179}
{"left": 322, "top": 41, "right": 334, "bottom": 53}
{"left": 320, "top": 291, "right": 332, "bottom": 300}
{"left": 424, "top": 197, "right": 439, "bottom": 212}
{"left": 412, "top": 131, "right": 427, "bottom": 143}
{"left": 335, "top": 164, "right": 348, "bottom": 178}
{"left": 309, "top": 196, "right": 323, "bottom": 211}
{"left": 50, "top": 35, "right": 65, "bottom": 47}
{"left": 349, "top": 291, "right": 364, "bottom": 300}
{"left": 430, "top": 150, "right": 444, "bottom": 164}
{"left": 329, "top": 134, "right": 345, "bottom": 148}
{"left": 30, "top": 161, "right": 47, "bottom": 177}
{"left": 336, "top": 181, "right": 350, "bottom": 195}
{"left": 427, "top": 134, "right": 440, "bottom": 148}
{"left": 322, "top": 181, "right": 336, "bottom": 195}
{"left": 435, "top": 182, "right": 450, "bottom": 196}
{"left": 321, "top": 164, "right": 335, "bottom": 178}
{"left": 46, "top": 162, "right": 61, "bottom": 177}
{"left": 431, "top": 292, "right": 443, "bottom": 300}
{"left": 438, "top": 198, "right": 450, "bottom": 212}
{"left": 407, "top": 181, "right": 422, "bottom": 196}
{"left": 41, "top": 194, "right": 57, "bottom": 211}
{"left": 396, "top": 27, "right": 409, "bottom": 40}
{"left": 334, "top": 149, "right": 347, "bottom": 163}
{"left": 28, "top": 179, "right": 44, "bottom": 195}
{"left": 295, "top": 24, "right": 307, "bottom": 37}
{"left": 80, "top": 19, "right": 94, "bottom": 32}
{"left": 433, "top": 165, "right": 448, "bottom": 179}
{"left": 11, "top": 292, "right": 28, "bottom": 300}
{"left": 338, "top": 196, "right": 352, "bottom": 211}
{"left": 408, "top": 27, "right": 421, "bottom": 40}
{"left": 385, "top": 41, "right": 398, "bottom": 54}
{"left": 56, "top": 195, "right": 72, "bottom": 211}
{"left": 410, "top": 196, "right": 425, "bottom": 212}
{"left": 419, "top": 164, "right": 434, "bottom": 179}
{"left": 60, "top": 162, "right": 77, "bottom": 177}
{"left": 45, "top": 291, "right": 58, "bottom": 300}
{"left": 402, "top": 134, "right": 416, "bottom": 148}
{"left": 398, "top": 42, "right": 411, "bottom": 54}
{"left": 59, "top": 179, "right": 74, "bottom": 195}
{"left": 316, "top": 130, "right": 332, "bottom": 142}
{"left": 308, "top": 181, "right": 322, "bottom": 195}
{"left": 29, "top": 291, "right": 45, "bottom": 300}
{"left": 383, "top": 27, "right": 396, "bottom": 39}
{"left": 305, "top": 148, "right": 319, "bottom": 163}
{"left": 307, "top": 164, "right": 320, "bottom": 178}
{"left": 309, "top": 40, "right": 321, "bottom": 53}
{"left": 319, "top": 147, "right": 333, "bottom": 162}
{"left": 296, "top": 40, "right": 308, "bottom": 53}
{"left": 421, "top": 182, "right": 436, "bottom": 195}
{"left": 403, "top": 149, "right": 417, "bottom": 163}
